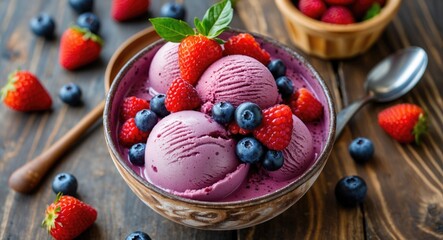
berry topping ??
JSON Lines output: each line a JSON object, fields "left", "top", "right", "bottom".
{"left": 267, "top": 59, "right": 286, "bottom": 79}
{"left": 253, "top": 104, "right": 293, "bottom": 151}
{"left": 335, "top": 176, "right": 367, "bottom": 207}
{"left": 29, "top": 13, "right": 56, "bottom": 39}
{"left": 223, "top": 33, "right": 271, "bottom": 65}
{"left": 128, "top": 143, "right": 146, "bottom": 166}
{"left": 275, "top": 76, "right": 294, "bottom": 99}
{"left": 135, "top": 109, "right": 158, "bottom": 132}
{"left": 377, "top": 103, "right": 427, "bottom": 144}
{"left": 121, "top": 96, "right": 150, "bottom": 121}
{"left": 235, "top": 102, "right": 263, "bottom": 130}
{"left": 211, "top": 101, "right": 235, "bottom": 124}
{"left": 262, "top": 150, "right": 284, "bottom": 171}
{"left": 298, "top": 0, "right": 327, "bottom": 19}
{"left": 349, "top": 137, "right": 374, "bottom": 164}
{"left": 125, "top": 231, "right": 152, "bottom": 240}
{"left": 236, "top": 137, "right": 264, "bottom": 164}
{"left": 165, "top": 78, "right": 201, "bottom": 112}
{"left": 228, "top": 122, "right": 251, "bottom": 135}
{"left": 289, "top": 87, "right": 323, "bottom": 122}
{"left": 52, "top": 173, "right": 78, "bottom": 196}
{"left": 150, "top": 94, "right": 170, "bottom": 118}
{"left": 68, "top": 0, "right": 94, "bottom": 14}
{"left": 119, "top": 118, "right": 149, "bottom": 147}
{"left": 42, "top": 193, "right": 97, "bottom": 240}
{"left": 59, "top": 83, "right": 83, "bottom": 106}
{"left": 321, "top": 6, "right": 356, "bottom": 24}
{"left": 77, "top": 12, "right": 100, "bottom": 34}
{"left": 160, "top": 2, "right": 186, "bottom": 20}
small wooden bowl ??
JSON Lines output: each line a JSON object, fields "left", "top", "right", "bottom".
{"left": 103, "top": 29, "right": 336, "bottom": 230}
{"left": 275, "top": 0, "right": 402, "bottom": 59}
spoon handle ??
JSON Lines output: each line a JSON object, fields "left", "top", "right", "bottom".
{"left": 335, "top": 95, "right": 373, "bottom": 140}
{"left": 8, "top": 100, "right": 105, "bottom": 193}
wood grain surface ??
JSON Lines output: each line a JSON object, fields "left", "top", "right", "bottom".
{"left": 1, "top": 0, "right": 442, "bottom": 239}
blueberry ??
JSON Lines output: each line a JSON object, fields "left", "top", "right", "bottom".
{"left": 262, "top": 150, "right": 284, "bottom": 171}
{"left": 267, "top": 59, "right": 286, "bottom": 79}
{"left": 52, "top": 173, "right": 78, "bottom": 196}
{"left": 59, "top": 83, "right": 82, "bottom": 106}
{"left": 335, "top": 176, "right": 367, "bottom": 207}
{"left": 77, "top": 12, "right": 100, "bottom": 34}
{"left": 129, "top": 143, "right": 146, "bottom": 166}
{"left": 150, "top": 94, "right": 170, "bottom": 118}
{"left": 29, "top": 13, "right": 55, "bottom": 39}
{"left": 135, "top": 109, "right": 158, "bottom": 132}
{"left": 68, "top": 0, "right": 93, "bottom": 14}
{"left": 275, "top": 76, "right": 294, "bottom": 99}
{"left": 349, "top": 137, "right": 374, "bottom": 164}
{"left": 211, "top": 102, "right": 235, "bottom": 124}
{"left": 125, "top": 231, "right": 151, "bottom": 240}
{"left": 235, "top": 102, "right": 262, "bottom": 130}
{"left": 236, "top": 137, "right": 264, "bottom": 164}
{"left": 160, "top": 2, "right": 186, "bottom": 20}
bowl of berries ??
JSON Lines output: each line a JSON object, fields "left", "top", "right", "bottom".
{"left": 275, "top": 0, "right": 402, "bottom": 59}
{"left": 104, "top": 0, "right": 335, "bottom": 230}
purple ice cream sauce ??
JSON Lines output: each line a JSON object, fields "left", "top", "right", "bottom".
{"left": 110, "top": 34, "right": 331, "bottom": 202}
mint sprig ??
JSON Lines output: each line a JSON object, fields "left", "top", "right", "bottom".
{"left": 363, "top": 3, "right": 381, "bottom": 21}
{"left": 150, "top": 0, "right": 233, "bottom": 43}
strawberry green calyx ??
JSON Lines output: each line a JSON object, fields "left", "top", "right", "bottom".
{"left": 0, "top": 71, "right": 18, "bottom": 101}
{"left": 150, "top": 0, "right": 233, "bottom": 43}
{"left": 71, "top": 25, "right": 104, "bottom": 46}
{"left": 413, "top": 113, "right": 428, "bottom": 144}
{"left": 41, "top": 193, "right": 63, "bottom": 232}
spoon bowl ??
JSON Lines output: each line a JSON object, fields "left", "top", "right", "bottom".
{"left": 336, "top": 47, "right": 428, "bottom": 139}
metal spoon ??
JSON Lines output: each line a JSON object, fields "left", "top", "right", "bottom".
{"left": 335, "top": 47, "right": 428, "bottom": 139}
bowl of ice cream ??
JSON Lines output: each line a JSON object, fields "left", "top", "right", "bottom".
{"left": 103, "top": 28, "right": 336, "bottom": 230}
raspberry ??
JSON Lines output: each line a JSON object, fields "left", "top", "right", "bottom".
{"left": 228, "top": 122, "right": 251, "bottom": 135}
{"left": 119, "top": 118, "right": 149, "bottom": 147}
{"left": 165, "top": 78, "right": 201, "bottom": 113}
{"left": 289, "top": 88, "right": 323, "bottom": 122}
{"left": 223, "top": 33, "right": 271, "bottom": 65}
{"left": 253, "top": 104, "right": 293, "bottom": 151}
{"left": 120, "top": 96, "right": 150, "bottom": 121}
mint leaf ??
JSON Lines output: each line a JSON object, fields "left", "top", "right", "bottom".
{"left": 194, "top": 17, "right": 205, "bottom": 35}
{"left": 198, "top": 0, "right": 233, "bottom": 38}
{"left": 150, "top": 18, "right": 194, "bottom": 42}
{"left": 363, "top": 3, "right": 381, "bottom": 21}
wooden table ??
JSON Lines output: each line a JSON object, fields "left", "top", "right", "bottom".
{"left": 1, "top": 0, "right": 442, "bottom": 239}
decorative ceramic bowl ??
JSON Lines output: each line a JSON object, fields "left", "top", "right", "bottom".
{"left": 103, "top": 29, "right": 336, "bottom": 230}
{"left": 275, "top": 0, "right": 402, "bottom": 59}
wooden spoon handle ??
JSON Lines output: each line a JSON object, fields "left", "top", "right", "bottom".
{"left": 8, "top": 100, "right": 105, "bottom": 193}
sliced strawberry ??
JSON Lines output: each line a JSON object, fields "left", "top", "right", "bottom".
{"left": 165, "top": 78, "right": 201, "bottom": 112}
{"left": 223, "top": 33, "right": 271, "bottom": 66}
{"left": 120, "top": 96, "right": 150, "bottom": 121}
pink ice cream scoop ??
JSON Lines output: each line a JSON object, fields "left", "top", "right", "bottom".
{"left": 148, "top": 42, "right": 180, "bottom": 94}
{"left": 144, "top": 110, "right": 249, "bottom": 201}
{"left": 267, "top": 115, "right": 314, "bottom": 181}
{"left": 196, "top": 55, "right": 280, "bottom": 112}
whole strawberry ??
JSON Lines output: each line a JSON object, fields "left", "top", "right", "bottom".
{"left": 223, "top": 33, "right": 271, "bottom": 66}
{"left": 111, "top": 0, "right": 150, "bottom": 21}
{"left": 59, "top": 26, "right": 103, "bottom": 70}
{"left": 298, "top": 0, "right": 327, "bottom": 20}
{"left": 289, "top": 87, "right": 323, "bottom": 122}
{"left": 1, "top": 70, "right": 52, "bottom": 112}
{"left": 165, "top": 78, "right": 201, "bottom": 112}
{"left": 253, "top": 104, "right": 293, "bottom": 151}
{"left": 321, "top": 6, "right": 355, "bottom": 24}
{"left": 378, "top": 103, "right": 427, "bottom": 144}
{"left": 42, "top": 194, "right": 97, "bottom": 240}
{"left": 150, "top": 0, "right": 233, "bottom": 85}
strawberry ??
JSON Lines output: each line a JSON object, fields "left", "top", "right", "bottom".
{"left": 119, "top": 118, "right": 149, "bottom": 147}
{"left": 253, "top": 104, "right": 293, "bottom": 151}
{"left": 321, "top": 6, "right": 355, "bottom": 24}
{"left": 298, "top": 0, "right": 327, "bottom": 20}
{"left": 378, "top": 103, "right": 427, "bottom": 144}
{"left": 352, "top": 0, "right": 385, "bottom": 19}
{"left": 59, "top": 26, "right": 103, "bottom": 70}
{"left": 223, "top": 33, "right": 271, "bottom": 66}
{"left": 178, "top": 35, "right": 222, "bottom": 85}
{"left": 165, "top": 78, "right": 201, "bottom": 112}
{"left": 289, "top": 88, "right": 323, "bottom": 122}
{"left": 42, "top": 194, "right": 97, "bottom": 240}
{"left": 1, "top": 70, "right": 52, "bottom": 112}
{"left": 150, "top": 0, "right": 233, "bottom": 85}
{"left": 324, "top": 0, "right": 356, "bottom": 5}
{"left": 121, "top": 96, "right": 150, "bottom": 121}
{"left": 111, "top": 0, "right": 150, "bottom": 21}
{"left": 228, "top": 121, "right": 251, "bottom": 135}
